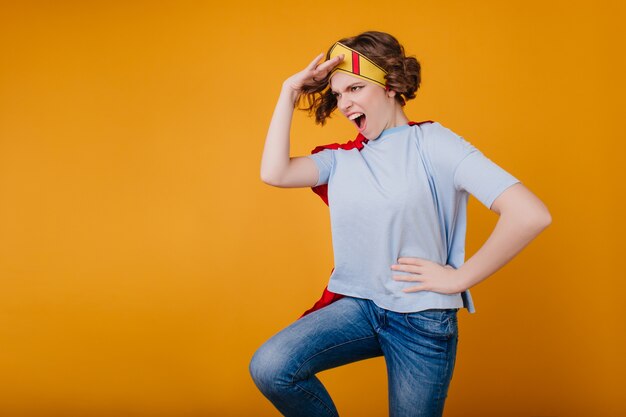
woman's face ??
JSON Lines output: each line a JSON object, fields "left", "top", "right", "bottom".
{"left": 329, "top": 72, "right": 399, "bottom": 140}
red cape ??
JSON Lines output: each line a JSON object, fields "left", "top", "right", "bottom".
{"left": 300, "top": 121, "right": 433, "bottom": 318}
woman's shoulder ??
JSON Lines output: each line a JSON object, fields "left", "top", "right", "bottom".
{"left": 412, "top": 121, "right": 478, "bottom": 172}
{"left": 412, "top": 120, "right": 457, "bottom": 139}
{"left": 413, "top": 121, "right": 471, "bottom": 148}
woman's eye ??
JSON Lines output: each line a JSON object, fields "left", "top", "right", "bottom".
{"left": 351, "top": 85, "right": 363, "bottom": 92}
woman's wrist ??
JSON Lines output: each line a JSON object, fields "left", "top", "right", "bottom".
{"left": 452, "top": 268, "right": 474, "bottom": 293}
{"left": 280, "top": 82, "right": 300, "bottom": 104}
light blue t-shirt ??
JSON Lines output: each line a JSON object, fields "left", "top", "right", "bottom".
{"left": 307, "top": 122, "right": 519, "bottom": 313}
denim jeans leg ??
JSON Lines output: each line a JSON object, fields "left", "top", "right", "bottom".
{"left": 249, "top": 297, "right": 383, "bottom": 417}
{"left": 379, "top": 307, "right": 459, "bottom": 417}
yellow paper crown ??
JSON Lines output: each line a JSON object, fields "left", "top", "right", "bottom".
{"left": 328, "top": 42, "right": 387, "bottom": 88}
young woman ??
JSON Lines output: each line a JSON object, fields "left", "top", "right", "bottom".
{"left": 250, "top": 31, "right": 551, "bottom": 417}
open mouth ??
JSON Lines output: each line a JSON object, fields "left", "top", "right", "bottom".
{"left": 348, "top": 113, "right": 366, "bottom": 129}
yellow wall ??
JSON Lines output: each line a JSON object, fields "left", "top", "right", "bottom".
{"left": 1, "top": 1, "right": 624, "bottom": 416}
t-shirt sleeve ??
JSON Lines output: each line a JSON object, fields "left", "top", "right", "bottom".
{"left": 425, "top": 122, "right": 520, "bottom": 209}
{"left": 306, "top": 148, "right": 335, "bottom": 186}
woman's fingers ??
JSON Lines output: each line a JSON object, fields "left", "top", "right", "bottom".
{"left": 393, "top": 274, "right": 422, "bottom": 282}
{"left": 393, "top": 273, "right": 429, "bottom": 293}
{"left": 393, "top": 266, "right": 422, "bottom": 275}
{"left": 403, "top": 285, "right": 428, "bottom": 293}
{"left": 305, "top": 53, "right": 325, "bottom": 71}
{"left": 397, "top": 257, "right": 428, "bottom": 266}
{"left": 298, "top": 53, "right": 344, "bottom": 85}
{"left": 391, "top": 263, "right": 424, "bottom": 274}
{"left": 316, "top": 54, "right": 344, "bottom": 73}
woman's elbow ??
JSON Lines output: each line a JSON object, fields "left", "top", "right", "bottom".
{"left": 494, "top": 185, "right": 552, "bottom": 231}
{"left": 535, "top": 206, "right": 552, "bottom": 230}
{"left": 260, "top": 172, "right": 281, "bottom": 187}
{"left": 260, "top": 166, "right": 283, "bottom": 186}
{"left": 524, "top": 204, "right": 552, "bottom": 233}
{"left": 501, "top": 202, "right": 552, "bottom": 233}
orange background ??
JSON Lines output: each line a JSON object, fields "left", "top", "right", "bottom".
{"left": 1, "top": 1, "right": 624, "bottom": 416}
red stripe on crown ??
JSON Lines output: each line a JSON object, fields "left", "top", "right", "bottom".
{"left": 351, "top": 51, "right": 360, "bottom": 75}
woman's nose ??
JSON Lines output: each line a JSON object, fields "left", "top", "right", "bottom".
{"left": 339, "top": 96, "right": 352, "bottom": 112}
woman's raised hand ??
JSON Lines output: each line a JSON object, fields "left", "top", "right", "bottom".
{"left": 284, "top": 53, "right": 344, "bottom": 93}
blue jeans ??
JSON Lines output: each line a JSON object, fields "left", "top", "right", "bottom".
{"left": 249, "top": 297, "right": 459, "bottom": 417}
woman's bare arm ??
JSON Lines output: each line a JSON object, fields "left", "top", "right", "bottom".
{"left": 391, "top": 183, "right": 552, "bottom": 293}
{"left": 260, "top": 53, "right": 343, "bottom": 188}
{"left": 452, "top": 182, "right": 552, "bottom": 290}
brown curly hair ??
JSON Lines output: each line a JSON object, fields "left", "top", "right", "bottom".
{"left": 298, "top": 31, "right": 421, "bottom": 125}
